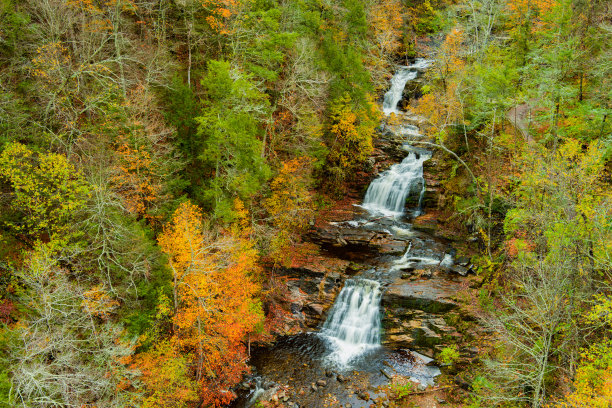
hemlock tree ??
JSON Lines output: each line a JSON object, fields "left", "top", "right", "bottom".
{"left": 196, "top": 60, "right": 271, "bottom": 220}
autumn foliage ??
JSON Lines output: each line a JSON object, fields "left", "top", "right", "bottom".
{"left": 263, "top": 158, "right": 315, "bottom": 266}
{"left": 369, "top": 0, "right": 405, "bottom": 55}
{"left": 558, "top": 341, "right": 612, "bottom": 408}
{"left": 0, "top": 142, "right": 90, "bottom": 237}
{"left": 327, "top": 93, "right": 378, "bottom": 171}
{"left": 135, "top": 341, "right": 199, "bottom": 408}
{"left": 152, "top": 201, "right": 263, "bottom": 407}
{"left": 112, "top": 138, "right": 162, "bottom": 220}
{"left": 415, "top": 28, "right": 465, "bottom": 141}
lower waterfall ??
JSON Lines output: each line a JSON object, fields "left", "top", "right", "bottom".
{"left": 320, "top": 279, "right": 382, "bottom": 366}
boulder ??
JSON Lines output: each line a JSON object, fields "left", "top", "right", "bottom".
{"left": 305, "top": 303, "right": 324, "bottom": 316}
{"left": 449, "top": 265, "right": 469, "bottom": 276}
{"left": 455, "top": 256, "right": 471, "bottom": 266}
{"left": 383, "top": 278, "right": 459, "bottom": 313}
{"left": 450, "top": 264, "right": 475, "bottom": 277}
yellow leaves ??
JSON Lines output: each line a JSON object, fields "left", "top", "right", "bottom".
{"left": 232, "top": 198, "right": 250, "bottom": 236}
{"left": 0, "top": 142, "right": 90, "bottom": 236}
{"left": 506, "top": 139, "right": 610, "bottom": 271}
{"left": 135, "top": 341, "right": 199, "bottom": 408}
{"left": 369, "top": 0, "right": 405, "bottom": 54}
{"left": 263, "top": 157, "right": 315, "bottom": 266}
{"left": 31, "top": 42, "right": 72, "bottom": 88}
{"left": 156, "top": 201, "right": 263, "bottom": 405}
{"left": 82, "top": 285, "right": 119, "bottom": 319}
{"left": 586, "top": 295, "right": 612, "bottom": 327}
{"left": 558, "top": 341, "right": 612, "bottom": 408}
{"left": 505, "top": 0, "right": 558, "bottom": 33}
{"left": 327, "top": 93, "right": 376, "bottom": 170}
{"left": 414, "top": 27, "right": 465, "bottom": 138}
{"left": 158, "top": 202, "right": 205, "bottom": 279}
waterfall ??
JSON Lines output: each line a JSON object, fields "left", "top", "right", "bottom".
{"left": 382, "top": 58, "right": 432, "bottom": 115}
{"left": 362, "top": 150, "right": 431, "bottom": 217}
{"left": 320, "top": 279, "right": 382, "bottom": 366}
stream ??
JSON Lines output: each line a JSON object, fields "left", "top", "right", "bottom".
{"left": 233, "top": 59, "right": 472, "bottom": 408}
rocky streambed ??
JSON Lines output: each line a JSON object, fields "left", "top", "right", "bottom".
{"left": 231, "top": 158, "right": 483, "bottom": 408}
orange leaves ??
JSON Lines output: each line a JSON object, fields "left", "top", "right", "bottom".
{"left": 415, "top": 82, "right": 462, "bottom": 139}
{"left": 111, "top": 138, "right": 162, "bottom": 221}
{"left": 505, "top": 235, "right": 536, "bottom": 259}
{"left": 557, "top": 342, "right": 612, "bottom": 408}
{"left": 415, "top": 27, "right": 465, "bottom": 140}
{"left": 440, "top": 28, "right": 465, "bottom": 72}
{"left": 200, "top": 0, "right": 238, "bottom": 33}
{"left": 134, "top": 341, "right": 199, "bottom": 408}
{"left": 155, "top": 201, "right": 263, "bottom": 407}
{"left": 506, "top": 0, "right": 558, "bottom": 33}
{"left": 81, "top": 285, "right": 119, "bottom": 319}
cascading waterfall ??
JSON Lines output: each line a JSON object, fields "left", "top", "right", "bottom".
{"left": 382, "top": 58, "right": 432, "bottom": 115}
{"left": 362, "top": 150, "right": 431, "bottom": 217}
{"left": 320, "top": 279, "right": 382, "bottom": 366}
{"left": 230, "top": 55, "right": 446, "bottom": 407}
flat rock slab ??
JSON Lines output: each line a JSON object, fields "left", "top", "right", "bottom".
{"left": 308, "top": 226, "right": 407, "bottom": 256}
{"left": 383, "top": 276, "right": 461, "bottom": 313}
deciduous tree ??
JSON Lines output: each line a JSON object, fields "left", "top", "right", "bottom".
{"left": 263, "top": 158, "right": 315, "bottom": 266}
{"left": 325, "top": 93, "right": 377, "bottom": 185}
{"left": 0, "top": 142, "right": 90, "bottom": 238}
{"left": 157, "top": 201, "right": 264, "bottom": 407}
{"left": 9, "top": 241, "right": 138, "bottom": 407}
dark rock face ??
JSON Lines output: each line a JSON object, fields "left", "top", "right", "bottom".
{"left": 375, "top": 130, "right": 412, "bottom": 162}
{"left": 449, "top": 264, "right": 473, "bottom": 276}
{"left": 383, "top": 275, "right": 459, "bottom": 313}
{"left": 455, "top": 256, "right": 471, "bottom": 266}
{"left": 308, "top": 225, "right": 408, "bottom": 258}
{"left": 277, "top": 263, "right": 348, "bottom": 330}
{"left": 401, "top": 77, "right": 425, "bottom": 105}
{"left": 381, "top": 267, "right": 472, "bottom": 356}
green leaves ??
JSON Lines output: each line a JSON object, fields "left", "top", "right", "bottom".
{"left": 231, "top": 0, "right": 297, "bottom": 84}
{"left": 196, "top": 61, "right": 271, "bottom": 220}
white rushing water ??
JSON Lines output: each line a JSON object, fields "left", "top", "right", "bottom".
{"left": 382, "top": 59, "right": 432, "bottom": 115}
{"left": 320, "top": 279, "right": 382, "bottom": 366}
{"left": 393, "top": 247, "right": 454, "bottom": 271}
{"left": 362, "top": 150, "right": 431, "bottom": 217}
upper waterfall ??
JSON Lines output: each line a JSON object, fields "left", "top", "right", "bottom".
{"left": 320, "top": 279, "right": 382, "bottom": 366}
{"left": 362, "top": 150, "right": 431, "bottom": 217}
{"left": 382, "top": 58, "right": 432, "bottom": 115}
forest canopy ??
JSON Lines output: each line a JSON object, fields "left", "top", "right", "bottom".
{"left": 0, "top": 0, "right": 610, "bottom": 407}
